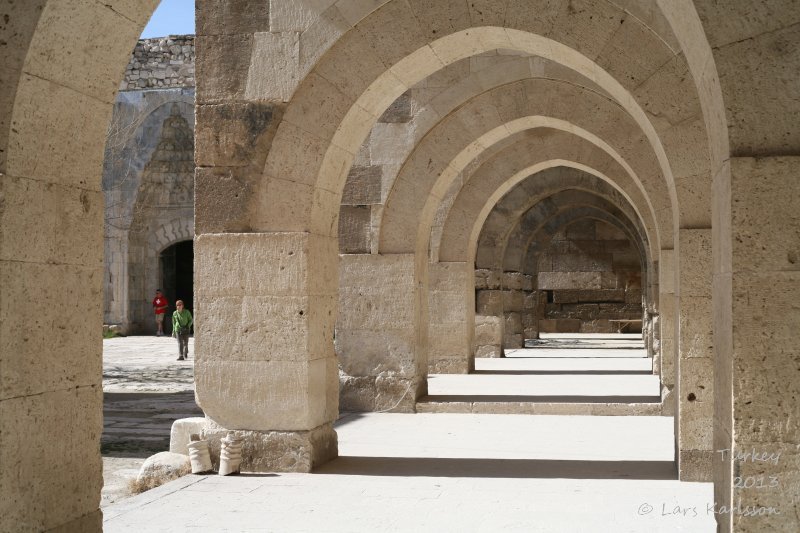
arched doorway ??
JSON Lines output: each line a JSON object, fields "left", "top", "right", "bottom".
{"left": 160, "top": 239, "right": 194, "bottom": 334}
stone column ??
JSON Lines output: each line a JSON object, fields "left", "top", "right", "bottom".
{"left": 677, "top": 229, "right": 714, "bottom": 481}
{"left": 659, "top": 250, "right": 677, "bottom": 414}
{"left": 194, "top": 233, "right": 338, "bottom": 472}
{"left": 428, "top": 262, "right": 472, "bottom": 374}
{"left": 717, "top": 157, "right": 800, "bottom": 530}
{"left": 335, "top": 254, "right": 426, "bottom": 412}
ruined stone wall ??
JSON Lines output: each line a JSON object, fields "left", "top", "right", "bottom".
{"left": 537, "top": 219, "right": 643, "bottom": 333}
{"left": 120, "top": 35, "right": 195, "bottom": 91}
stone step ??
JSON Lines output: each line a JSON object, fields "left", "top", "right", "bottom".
{"left": 475, "top": 356, "right": 653, "bottom": 373}
{"left": 415, "top": 397, "right": 662, "bottom": 415}
{"left": 428, "top": 373, "right": 661, "bottom": 397}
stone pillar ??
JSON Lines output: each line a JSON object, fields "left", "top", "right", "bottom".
{"left": 716, "top": 158, "right": 800, "bottom": 530}
{"left": 474, "top": 315, "right": 504, "bottom": 357}
{"left": 659, "top": 249, "right": 677, "bottom": 414}
{"left": 677, "top": 229, "right": 714, "bottom": 481}
{"left": 428, "top": 262, "right": 472, "bottom": 374}
{"left": 335, "top": 254, "right": 426, "bottom": 412}
{"left": 194, "top": 233, "right": 338, "bottom": 472}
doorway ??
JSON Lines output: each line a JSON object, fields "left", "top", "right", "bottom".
{"left": 160, "top": 240, "right": 194, "bottom": 334}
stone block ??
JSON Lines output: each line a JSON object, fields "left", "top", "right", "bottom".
{"left": 338, "top": 254, "right": 415, "bottom": 330}
{"left": 475, "top": 345, "right": 503, "bottom": 358}
{"left": 430, "top": 290, "right": 468, "bottom": 324}
{"left": 195, "top": 101, "right": 283, "bottom": 168}
{"left": 194, "top": 166, "right": 256, "bottom": 233}
{"left": 244, "top": 31, "right": 301, "bottom": 102}
{"left": 341, "top": 165, "right": 382, "bottom": 205}
{"left": 474, "top": 315, "right": 503, "bottom": 345}
{"left": 476, "top": 290, "right": 503, "bottom": 315}
{"left": 338, "top": 206, "right": 371, "bottom": 253}
{"left": 601, "top": 271, "right": 619, "bottom": 289}
{"left": 202, "top": 422, "right": 337, "bottom": 473}
{"left": 538, "top": 319, "right": 558, "bottom": 333}
{"left": 524, "top": 292, "right": 538, "bottom": 310}
{"left": 562, "top": 303, "right": 599, "bottom": 320}
{"left": 1, "top": 176, "right": 103, "bottom": 266}
{"left": 502, "top": 271, "right": 525, "bottom": 289}
{"left": 195, "top": 33, "right": 254, "bottom": 103}
{"left": 731, "top": 158, "right": 800, "bottom": 272}
{"left": 552, "top": 253, "right": 613, "bottom": 272}
{"left": 679, "top": 229, "right": 712, "bottom": 297}
{"left": 537, "top": 271, "right": 602, "bottom": 290}
{"left": 552, "top": 289, "right": 625, "bottom": 304}
{"left": 430, "top": 262, "right": 469, "bottom": 292}
{"left": 0, "top": 387, "right": 102, "bottom": 531}
{"left": 503, "top": 334, "right": 523, "bottom": 349}
{"left": 335, "top": 329, "right": 415, "bottom": 377}
{"left": 378, "top": 92, "right": 413, "bottom": 123}
{"left": 625, "top": 289, "right": 643, "bottom": 304}
{"left": 502, "top": 290, "right": 524, "bottom": 312}
{"left": 556, "top": 319, "right": 582, "bottom": 333}
{"left": 0, "top": 262, "right": 101, "bottom": 399}
{"left": 369, "top": 122, "right": 415, "bottom": 166}
{"left": 504, "top": 312, "right": 522, "bottom": 334}
{"left": 679, "top": 295, "right": 713, "bottom": 359}
{"left": 196, "top": 0, "right": 271, "bottom": 35}
{"left": 169, "top": 417, "right": 207, "bottom": 456}
{"left": 196, "top": 356, "right": 338, "bottom": 432}
{"left": 474, "top": 269, "right": 500, "bottom": 290}
{"left": 6, "top": 74, "right": 110, "bottom": 187}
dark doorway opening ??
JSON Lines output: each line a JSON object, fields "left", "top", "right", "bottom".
{"left": 160, "top": 240, "right": 193, "bottom": 334}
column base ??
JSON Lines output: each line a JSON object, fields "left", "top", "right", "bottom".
{"left": 679, "top": 449, "right": 714, "bottom": 481}
{"left": 202, "top": 421, "right": 337, "bottom": 473}
{"left": 429, "top": 358, "right": 470, "bottom": 374}
{"left": 339, "top": 374, "right": 425, "bottom": 413}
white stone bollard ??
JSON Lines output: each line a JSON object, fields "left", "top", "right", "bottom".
{"left": 218, "top": 431, "right": 243, "bottom": 476}
{"left": 187, "top": 436, "right": 213, "bottom": 474}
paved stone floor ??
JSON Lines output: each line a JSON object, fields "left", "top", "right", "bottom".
{"left": 102, "top": 335, "right": 715, "bottom": 531}
{"left": 102, "top": 336, "right": 201, "bottom": 506}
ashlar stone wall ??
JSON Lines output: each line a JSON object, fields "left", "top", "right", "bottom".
{"left": 537, "top": 219, "right": 643, "bottom": 333}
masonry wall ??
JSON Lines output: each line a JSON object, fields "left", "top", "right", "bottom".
{"left": 537, "top": 219, "right": 643, "bottom": 333}
{"left": 120, "top": 35, "right": 195, "bottom": 91}
{"left": 103, "top": 38, "right": 196, "bottom": 333}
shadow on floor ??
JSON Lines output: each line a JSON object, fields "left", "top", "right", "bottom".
{"left": 103, "top": 391, "right": 203, "bottom": 456}
{"left": 315, "top": 456, "right": 677, "bottom": 480}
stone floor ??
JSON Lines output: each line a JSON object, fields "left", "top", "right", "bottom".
{"left": 102, "top": 335, "right": 715, "bottom": 531}
{"left": 101, "top": 336, "right": 201, "bottom": 506}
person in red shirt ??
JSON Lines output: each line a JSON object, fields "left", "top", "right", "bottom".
{"left": 152, "top": 289, "right": 169, "bottom": 336}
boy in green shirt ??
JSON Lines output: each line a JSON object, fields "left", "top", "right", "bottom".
{"left": 172, "top": 300, "right": 193, "bottom": 361}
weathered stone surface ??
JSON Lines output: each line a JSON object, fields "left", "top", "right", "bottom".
{"left": 338, "top": 206, "right": 371, "bottom": 253}
{"left": 476, "top": 290, "right": 503, "bottom": 315}
{"left": 195, "top": 33, "right": 254, "bottom": 103}
{"left": 341, "top": 165, "right": 382, "bottom": 205}
{"left": 196, "top": 0, "right": 271, "bottom": 35}
{"left": 137, "top": 452, "right": 190, "bottom": 482}
{"left": 120, "top": 36, "right": 195, "bottom": 90}
{"left": 502, "top": 290, "right": 524, "bottom": 312}
{"left": 552, "top": 290, "right": 625, "bottom": 304}
{"left": 169, "top": 417, "right": 207, "bottom": 456}
{"left": 474, "top": 269, "right": 501, "bottom": 290}
{"left": 538, "top": 271, "right": 603, "bottom": 290}
{"left": 202, "top": 422, "right": 337, "bottom": 473}
{"left": 378, "top": 92, "right": 413, "bottom": 123}
{"left": 195, "top": 101, "right": 283, "bottom": 168}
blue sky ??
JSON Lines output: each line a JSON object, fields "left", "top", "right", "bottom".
{"left": 140, "top": 0, "right": 195, "bottom": 38}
